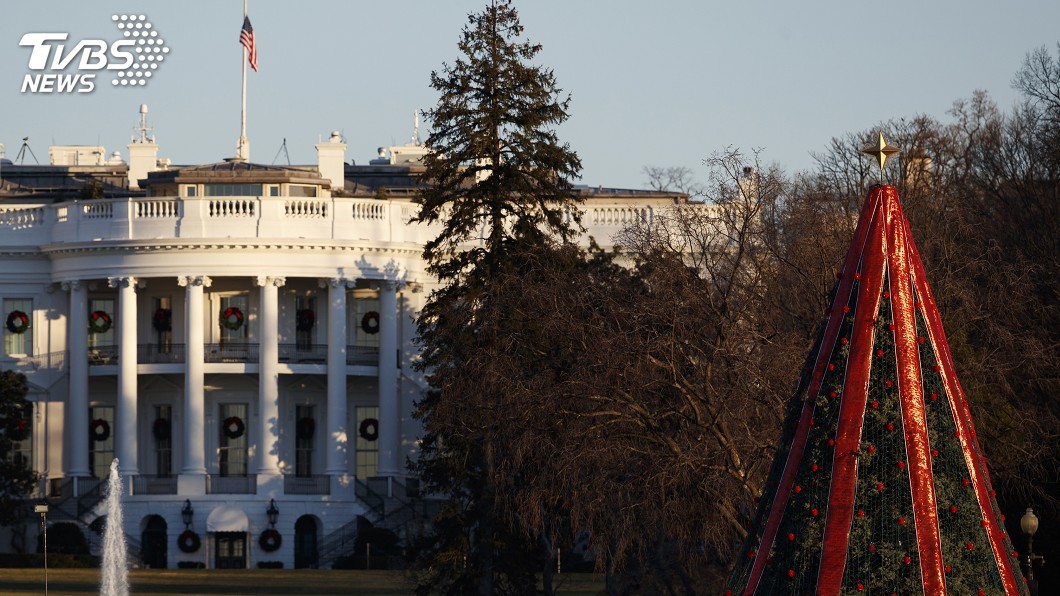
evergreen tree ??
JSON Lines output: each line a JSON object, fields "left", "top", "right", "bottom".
{"left": 0, "top": 370, "right": 35, "bottom": 527}
{"left": 409, "top": 1, "right": 582, "bottom": 593}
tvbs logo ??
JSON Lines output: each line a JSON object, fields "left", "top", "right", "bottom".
{"left": 20, "top": 14, "right": 169, "bottom": 94}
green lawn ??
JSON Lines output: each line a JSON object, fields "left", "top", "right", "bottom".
{"left": 0, "top": 568, "right": 606, "bottom": 595}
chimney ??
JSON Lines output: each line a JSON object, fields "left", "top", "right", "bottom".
{"left": 127, "top": 104, "right": 159, "bottom": 190}
{"left": 316, "top": 131, "right": 347, "bottom": 192}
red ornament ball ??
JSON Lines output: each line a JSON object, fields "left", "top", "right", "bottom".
{"left": 868, "top": 445, "right": 876, "bottom": 454}
{"left": 886, "top": 422, "right": 895, "bottom": 431}
{"left": 904, "top": 556, "right": 912, "bottom": 565}
{"left": 828, "top": 439, "right": 835, "bottom": 447}
{"left": 883, "top": 291, "right": 890, "bottom": 299}
{"left": 876, "top": 482, "right": 885, "bottom": 491}
{"left": 871, "top": 401, "right": 879, "bottom": 409}
{"left": 931, "top": 449, "right": 939, "bottom": 457}
{"left": 854, "top": 273, "right": 861, "bottom": 280}
{"left": 967, "top": 542, "right": 974, "bottom": 551}
{"left": 828, "top": 363, "right": 836, "bottom": 371}
{"left": 787, "top": 569, "right": 795, "bottom": 578}
{"left": 897, "top": 516, "right": 906, "bottom": 526}
{"left": 962, "top": 478, "right": 970, "bottom": 487}
{"left": 843, "top": 305, "right": 850, "bottom": 313}
{"left": 811, "top": 508, "right": 819, "bottom": 517}
{"left": 811, "top": 464, "right": 819, "bottom": 472}
{"left": 876, "top": 349, "right": 884, "bottom": 357}
{"left": 888, "top": 323, "right": 895, "bottom": 331}
{"left": 869, "top": 543, "right": 876, "bottom": 552}
{"left": 840, "top": 337, "right": 849, "bottom": 345}
{"left": 857, "top": 509, "right": 865, "bottom": 518}
{"left": 917, "top": 336, "right": 925, "bottom": 344}
{"left": 829, "top": 391, "right": 837, "bottom": 399}
{"left": 945, "top": 565, "right": 952, "bottom": 574}
{"left": 885, "top": 379, "right": 893, "bottom": 388}
{"left": 897, "top": 461, "right": 906, "bottom": 469}
{"left": 857, "top": 582, "right": 864, "bottom": 591}
{"left": 747, "top": 550, "right": 755, "bottom": 559}
{"left": 949, "top": 505, "right": 957, "bottom": 513}
{"left": 930, "top": 392, "right": 939, "bottom": 401}
{"left": 794, "top": 485, "right": 802, "bottom": 493}
{"left": 788, "top": 533, "right": 795, "bottom": 541}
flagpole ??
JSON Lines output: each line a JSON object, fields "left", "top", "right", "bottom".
{"left": 237, "top": 0, "right": 249, "bottom": 161}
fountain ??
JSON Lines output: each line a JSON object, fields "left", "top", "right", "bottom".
{"left": 100, "top": 459, "right": 128, "bottom": 596}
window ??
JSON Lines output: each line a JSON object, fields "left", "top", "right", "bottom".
{"left": 155, "top": 405, "right": 172, "bottom": 478}
{"left": 204, "top": 183, "right": 263, "bottom": 197}
{"left": 184, "top": 185, "right": 198, "bottom": 197}
{"left": 355, "top": 406, "right": 378, "bottom": 479}
{"left": 3, "top": 298, "right": 32, "bottom": 356}
{"left": 88, "top": 298, "right": 115, "bottom": 349}
{"left": 154, "top": 297, "right": 172, "bottom": 354}
{"left": 295, "top": 404, "right": 314, "bottom": 477}
{"left": 219, "top": 295, "right": 248, "bottom": 344}
{"left": 288, "top": 185, "right": 318, "bottom": 198}
{"left": 267, "top": 185, "right": 280, "bottom": 197}
{"left": 90, "top": 406, "right": 115, "bottom": 479}
{"left": 295, "top": 296, "right": 316, "bottom": 352}
{"left": 9, "top": 402, "right": 32, "bottom": 472}
{"left": 219, "top": 403, "right": 248, "bottom": 477}
{"left": 352, "top": 294, "right": 380, "bottom": 350}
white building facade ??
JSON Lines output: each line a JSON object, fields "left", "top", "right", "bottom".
{"left": 0, "top": 129, "right": 683, "bottom": 569}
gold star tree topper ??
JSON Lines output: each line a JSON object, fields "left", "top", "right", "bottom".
{"left": 862, "top": 131, "right": 901, "bottom": 184}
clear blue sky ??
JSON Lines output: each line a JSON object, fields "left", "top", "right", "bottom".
{"left": 2, "top": 1, "right": 1058, "bottom": 190}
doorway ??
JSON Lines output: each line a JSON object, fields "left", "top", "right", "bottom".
{"left": 141, "top": 515, "right": 168, "bottom": 569}
{"left": 294, "top": 516, "right": 319, "bottom": 569}
{"left": 214, "top": 532, "right": 246, "bottom": 569}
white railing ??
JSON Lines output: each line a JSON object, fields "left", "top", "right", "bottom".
{"left": 0, "top": 195, "right": 693, "bottom": 248}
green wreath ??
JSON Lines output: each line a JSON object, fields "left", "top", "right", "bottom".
{"left": 295, "top": 309, "right": 315, "bottom": 332}
{"left": 178, "top": 530, "right": 201, "bottom": 553}
{"left": 91, "top": 418, "right": 111, "bottom": 442}
{"left": 5, "top": 310, "right": 30, "bottom": 334}
{"left": 361, "top": 311, "right": 380, "bottom": 335}
{"left": 89, "top": 310, "right": 112, "bottom": 334}
{"left": 259, "top": 529, "right": 282, "bottom": 552}
{"left": 152, "top": 308, "right": 172, "bottom": 332}
{"left": 152, "top": 418, "right": 171, "bottom": 441}
{"left": 220, "top": 307, "right": 244, "bottom": 331}
{"left": 223, "top": 416, "right": 245, "bottom": 440}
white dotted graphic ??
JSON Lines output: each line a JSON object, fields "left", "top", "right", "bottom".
{"left": 111, "top": 14, "right": 168, "bottom": 88}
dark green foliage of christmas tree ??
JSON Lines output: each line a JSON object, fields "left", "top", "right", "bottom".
{"left": 725, "top": 185, "right": 1027, "bottom": 595}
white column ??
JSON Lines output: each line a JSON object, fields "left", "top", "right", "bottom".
{"left": 110, "top": 277, "right": 140, "bottom": 476}
{"left": 180, "top": 276, "right": 210, "bottom": 477}
{"left": 63, "top": 280, "right": 91, "bottom": 477}
{"left": 256, "top": 276, "right": 284, "bottom": 476}
{"left": 376, "top": 280, "right": 402, "bottom": 477}
{"left": 323, "top": 278, "right": 349, "bottom": 477}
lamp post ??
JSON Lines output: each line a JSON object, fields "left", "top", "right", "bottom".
{"left": 266, "top": 498, "right": 279, "bottom": 528}
{"left": 181, "top": 499, "right": 193, "bottom": 529}
{"left": 34, "top": 504, "right": 48, "bottom": 596}
{"left": 1021, "top": 507, "right": 1045, "bottom": 595}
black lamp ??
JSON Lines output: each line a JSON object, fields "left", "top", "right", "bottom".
{"left": 1020, "top": 507, "right": 1044, "bottom": 592}
{"left": 181, "top": 499, "right": 193, "bottom": 529}
{"left": 266, "top": 498, "right": 279, "bottom": 528}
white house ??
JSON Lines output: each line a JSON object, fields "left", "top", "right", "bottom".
{"left": 0, "top": 110, "right": 685, "bottom": 569}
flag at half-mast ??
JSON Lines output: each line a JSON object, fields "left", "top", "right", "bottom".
{"left": 240, "top": 16, "right": 257, "bottom": 72}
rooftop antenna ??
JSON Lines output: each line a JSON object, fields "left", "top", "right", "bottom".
{"left": 16, "top": 137, "right": 39, "bottom": 165}
{"left": 133, "top": 103, "right": 154, "bottom": 144}
{"left": 271, "top": 138, "right": 290, "bottom": 166}
{"left": 409, "top": 110, "right": 421, "bottom": 146}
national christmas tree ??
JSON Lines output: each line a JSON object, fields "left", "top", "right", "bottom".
{"left": 725, "top": 137, "right": 1028, "bottom": 595}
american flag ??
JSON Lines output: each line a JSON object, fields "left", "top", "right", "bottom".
{"left": 240, "top": 16, "right": 257, "bottom": 72}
